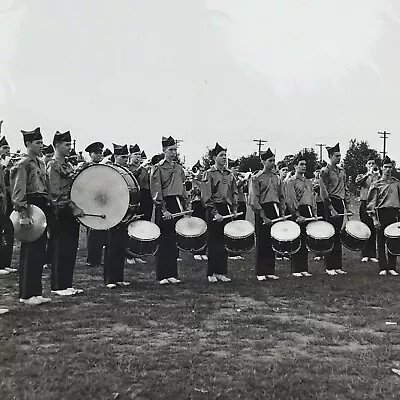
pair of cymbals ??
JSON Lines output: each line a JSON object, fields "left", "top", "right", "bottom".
{"left": 10, "top": 205, "right": 47, "bottom": 242}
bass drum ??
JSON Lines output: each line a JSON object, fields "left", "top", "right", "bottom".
{"left": 70, "top": 164, "right": 140, "bottom": 230}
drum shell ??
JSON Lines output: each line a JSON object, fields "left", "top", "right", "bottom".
{"left": 340, "top": 229, "right": 368, "bottom": 252}
{"left": 386, "top": 237, "right": 400, "bottom": 256}
{"left": 127, "top": 237, "right": 159, "bottom": 257}
{"left": 176, "top": 230, "right": 208, "bottom": 252}
{"left": 271, "top": 236, "right": 301, "bottom": 255}
{"left": 305, "top": 235, "right": 334, "bottom": 253}
{"left": 225, "top": 233, "right": 255, "bottom": 254}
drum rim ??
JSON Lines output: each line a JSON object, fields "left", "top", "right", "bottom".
{"left": 271, "top": 220, "right": 301, "bottom": 241}
{"left": 306, "top": 221, "right": 335, "bottom": 240}
{"left": 128, "top": 220, "right": 161, "bottom": 241}
{"left": 384, "top": 222, "right": 400, "bottom": 238}
{"left": 70, "top": 163, "right": 138, "bottom": 230}
{"left": 176, "top": 217, "right": 207, "bottom": 238}
{"left": 272, "top": 242, "right": 301, "bottom": 255}
{"left": 224, "top": 220, "right": 255, "bottom": 239}
{"left": 344, "top": 221, "right": 371, "bottom": 240}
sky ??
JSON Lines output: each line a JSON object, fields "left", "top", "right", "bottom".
{"left": 0, "top": 0, "right": 400, "bottom": 166}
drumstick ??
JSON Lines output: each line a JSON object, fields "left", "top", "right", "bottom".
{"left": 164, "top": 210, "right": 193, "bottom": 219}
{"left": 213, "top": 212, "right": 244, "bottom": 221}
{"left": 337, "top": 212, "right": 354, "bottom": 217}
{"left": 303, "top": 216, "right": 323, "bottom": 222}
{"left": 263, "top": 214, "right": 293, "bottom": 225}
{"left": 83, "top": 213, "right": 106, "bottom": 219}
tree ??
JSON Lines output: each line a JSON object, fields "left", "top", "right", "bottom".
{"left": 279, "top": 148, "right": 318, "bottom": 178}
{"left": 343, "top": 139, "right": 381, "bottom": 180}
{"left": 238, "top": 153, "right": 263, "bottom": 173}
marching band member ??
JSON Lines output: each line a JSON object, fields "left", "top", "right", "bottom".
{"left": 84, "top": 142, "right": 107, "bottom": 268}
{"left": 10, "top": 127, "right": 51, "bottom": 305}
{"left": 249, "top": 148, "right": 285, "bottom": 281}
{"left": 190, "top": 161, "right": 207, "bottom": 261}
{"left": 0, "top": 135, "right": 15, "bottom": 274}
{"left": 311, "top": 162, "right": 325, "bottom": 261}
{"left": 202, "top": 143, "right": 238, "bottom": 283}
{"left": 286, "top": 156, "right": 316, "bottom": 277}
{"left": 150, "top": 136, "right": 189, "bottom": 285}
{"left": 47, "top": 131, "right": 84, "bottom": 296}
{"left": 43, "top": 144, "right": 55, "bottom": 165}
{"left": 101, "top": 148, "right": 113, "bottom": 164}
{"left": 103, "top": 143, "right": 131, "bottom": 288}
{"left": 319, "top": 143, "right": 350, "bottom": 276}
{"left": 367, "top": 156, "right": 399, "bottom": 276}
{"left": 355, "top": 158, "right": 379, "bottom": 263}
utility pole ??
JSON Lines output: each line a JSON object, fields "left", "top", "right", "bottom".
{"left": 176, "top": 139, "right": 183, "bottom": 147}
{"left": 378, "top": 131, "right": 390, "bottom": 159}
{"left": 73, "top": 139, "right": 76, "bottom": 151}
{"left": 253, "top": 139, "right": 267, "bottom": 156}
{"left": 315, "top": 143, "right": 326, "bottom": 162}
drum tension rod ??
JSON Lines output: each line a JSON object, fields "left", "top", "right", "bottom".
{"left": 83, "top": 213, "right": 106, "bottom": 219}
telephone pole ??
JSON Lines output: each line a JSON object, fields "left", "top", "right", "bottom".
{"left": 253, "top": 139, "right": 267, "bottom": 156}
{"left": 315, "top": 143, "right": 326, "bottom": 162}
{"left": 176, "top": 139, "right": 183, "bottom": 147}
{"left": 73, "top": 139, "right": 76, "bottom": 151}
{"left": 378, "top": 131, "right": 390, "bottom": 159}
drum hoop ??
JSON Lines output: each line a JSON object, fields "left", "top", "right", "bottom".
{"left": 306, "top": 221, "right": 335, "bottom": 240}
{"left": 128, "top": 221, "right": 161, "bottom": 241}
{"left": 344, "top": 221, "right": 370, "bottom": 241}
{"left": 176, "top": 217, "right": 207, "bottom": 238}
{"left": 224, "top": 220, "right": 254, "bottom": 239}
{"left": 384, "top": 223, "right": 400, "bottom": 239}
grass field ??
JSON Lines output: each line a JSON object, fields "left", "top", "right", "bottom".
{"left": 1, "top": 201, "right": 400, "bottom": 400}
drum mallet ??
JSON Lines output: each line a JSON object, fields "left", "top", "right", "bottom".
{"left": 83, "top": 213, "right": 106, "bottom": 219}
{"left": 213, "top": 212, "right": 244, "bottom": 221}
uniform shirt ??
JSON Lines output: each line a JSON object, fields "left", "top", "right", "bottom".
{"left": 191, "top": 178, "right": 202, "bottom": 202}
{"left": 312, "top": 177, "right": 322, "bottom": 203}
{"left": 319, "top": 164, "right": 350, "bottom": 207}
{"left": 10, "top": 155, "right": 48, "bottom": 212}
{"left": 367, "top": 177, "right": 400, "bottom": 213}
{"left": 128, "top": 164, "right": 150, "bottom": 190}
{"left": 150, "top": 159, "right": 188, "bottom": 211}
{"left": 46, "top": 158, "right": 76, "bottom": 208}
{"left": 202, "top": 165, "right": 238, "bottom": 216}
{"left": 0, "top": 166, "right": 6, "bottom": 213}
{"left": 248, "top": 170, "right": 285, "bottom": 213}
{"left": 286, "top": 175, "right": 316, "bottom": 217}
{"left": 355, "top": 172, "right": 380, "bottom": 201}
{"left": 235, "top": 177, "right": 247, "bottom": 203}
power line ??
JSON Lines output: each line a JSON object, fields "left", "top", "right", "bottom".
{"left": 378, "top": 131, "right": 390, "bottom": 159}
{"left": 315, "top": 143, "right": 326, "bottom": 162}
{"left": 253, "top": 139, "right": 267, "bottom": 156}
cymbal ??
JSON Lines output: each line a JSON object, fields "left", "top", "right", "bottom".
{"left": 10, "top": 205, "right": 47, "bottom": 242}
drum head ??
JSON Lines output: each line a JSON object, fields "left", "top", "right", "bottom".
{"left": 224, "top": 220, "right": 255, "bottom": 239}
{"left": 128, "top": 220, "right": 160, "bottom": 241}
{"left": 384, "top": 222, "right": 400, "bottom": 238}
{"left": 271, "top": 220, "right": 301, "bottom": 241}
{"left": 70, "top": 164, "right": 130, "bottom": 230}
{"left": 306, "top": 221, "right": 335, "bottom": 240}
{"left": 10, "top": 205, "right": 47, "bottom": 242}
{"left": 176, "top": 217, "right": 207, "bottom": 237}
{"left": 346, "top": 220, "right": 371, "bottom": 240}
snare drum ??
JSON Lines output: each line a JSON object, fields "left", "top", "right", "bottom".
{"left": 224, "top": 220, "right": 255, "bottom": 254}
{"left": 341, "top": 220, "right": 371, "bottom": 251}
{"left": 384, "top": 222, "right": 400, "bottom": 255}
{"left": 127, "top": 220, "right": 161, "bottom": 257}
{"left": 175, "top": 217, "right": 207, "bottom": 252}
{"left": 306, "top": 221, "right": 335, "bottom": 253}
{"left": 270, "top": 220, "right": 301, "bottom": 255}
{"left": 70, "top": 164, "right": 140, "bottom": 230}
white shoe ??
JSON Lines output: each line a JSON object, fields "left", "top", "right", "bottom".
{"left": 214, "top": 274, "right": 231, "bottom": 282}
{"left": 257, "top": 275, "right": 267, "bottom": 281}
{"left": 0, "top": 269, "right": 10, "bottom": 275}
{"left": 370, "top": 258, "right": 379, "bottom": 263}
{"left": 314, "top": 256, "right": 321, "bottom": 261}
{"left": 361, "top": 257, "right": 369, "bottom": 262}
{"left": 292, "top": 273, "right": 303, "bottom": 277}
{"left": 276, "top": 257, "right": 283, "bottom": 261}
{"left": 106, "top": 283, "right": 117, "bottom": 288}
{"left": 325, "top": 269, "right": 337, "bottom": 276}
{"left": 159, "top": 279, "right": 169, "bottom": 285}
{"left": 117, "top": 281, "right": 130, "bottom": 287}
{"left": 126, "top": 258, "right": 136, "bottom": 265}
{"left": 283, "top": 257, "right": 290, "bottom": 261}
{"left": 194, "top": 255, "right": 202, "bottom": 260}
{"left": 19, "top": 297, "right": 43, "bottom": 305}
{"left": 0, "top": 308, "right": 9, "bottom": 314}
{"left": 51, "top": 289, "right": 74, "bottom": 296}
{"left": 167, "top": 277, "right": 181, "bottom": 284}
{"left": 177, "top": 258, "right": 183, "bottom": 262}
{"left": 208, "top": 275, "right": 218, "bottom": 283}
{"left": 67, "top": 288, "right": 84, "bottom": 294}
{"left": 43, "top": 263, "right": 51, "bottom": 269}
{"left": 301, "top": 271, "right": 312, "bottom": 277}
{"left": 228, "top": 256, "right": 239, "bottom": 260}
{"left": 266, "top": 274, "right": 279, "bottom": 280}
{"left": 378, "top": 270, "right": 387, "bottom": 276}
{"left": 388, "top": 270, "right": 399, "bottom": 276}
{"left": 135, "top": 258, "right": 146, "bottom": 264}
{"left": 335, "top": 269, "right": 347, "bottom": 275}
{"left": 202, "top": 255, "right": 208, "bottom": 261}
{"left": 4, "top": 267, "right": 17, "bottom": 273}
{"left": 36, "top": 296, "right": 52, "bottom": 304}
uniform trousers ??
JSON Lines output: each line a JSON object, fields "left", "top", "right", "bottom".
{"left": 291, "top": 205, "right": 313, "bottom": 273}
{"left": 376, "top": 207, "right": 398, "bottom": 272}
{"left": 51, "top": 206, "right": 80, "bottom": 290}
{"left": 86, "top": 229, "right": 106, "bottom": 265}
{"left": 206, "top": 203, "right": 230, "bottom": 276}
{"left": 0, "top": 213, "right": 14, "bottom": 269}
{"left": 192, "top": 200, "right": 207, "bottom": 255}
{"left": 324, "top": 196, "right": 344, "bottom": 271}
{"left": 255, "top": 202, "right": 280, "bottom": 276}
{"left": 138, "top": 189, "right": 153, "bottom": 221}
{"left": 155, "top": 196, "right": 181, "bottom": 280}
{"left": 359, "top": 200, "right": 377, "bottom": 258}
{"left": 104, "top": 224, "right": 127, "bottom": 284}
{"left": 18, "top": 195, "right": 50, "bottom": 299}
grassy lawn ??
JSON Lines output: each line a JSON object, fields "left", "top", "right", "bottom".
{"left": 1, "top": 202, "right": 400, "bottom": 400}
